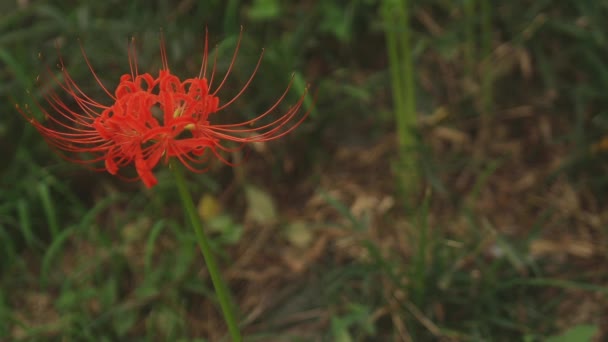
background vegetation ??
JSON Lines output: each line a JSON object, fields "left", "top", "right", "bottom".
{"left": 1, "top": 0, "right": 607, "bottom": 341}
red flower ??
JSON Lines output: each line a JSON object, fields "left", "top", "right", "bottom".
{"left": 18, "top": 30, "right": 309, "bottom": 188}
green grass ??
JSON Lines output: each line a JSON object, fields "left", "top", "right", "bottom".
{"left": 1, "top": 0, "right": 608, "bottom": 341}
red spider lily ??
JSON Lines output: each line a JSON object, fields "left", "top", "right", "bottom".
{"left": 18, "top": 29, "right": 310, "bottom": 188}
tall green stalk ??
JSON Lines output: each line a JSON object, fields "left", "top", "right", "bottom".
{"left": 382, "top": 0, "right": 418, "bottom": 195}
{"left": 170, "top": 160, "right": 242, "bottom": 342}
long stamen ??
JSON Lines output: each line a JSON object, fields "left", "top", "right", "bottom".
{"left": 78, "top": 39, "right": 116, "bottom": 99}
{"left": 216, "top": 48, "right": 264, "bottom": 111}
{"left": 199, "top": 27, "right": 209, "bottom": 79}
{"left": 128, "top": 36, "right": 139, "bottom": 79}
{"left": 160, "top": 30, "right": 169, "bottom": 71}
{"left": 216, "top": 74, "right": 296, "bottom": 127}
{"left": 211, "top": 26, "right": 243, "bottom": 96}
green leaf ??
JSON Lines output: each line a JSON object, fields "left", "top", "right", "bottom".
{"left": 331, "top": 316, "right": 353, "bottom": 342}
{"left": 208, "top": 215, "right": 243, "bottom": 245}
{"left": 144, "top": 220, "right": 168, "bottom": 273}
{"left": 247, "top": 0, "right": 280, "bottom": 21}
{"left": 41, "top": 226, "right": 76, "bottom": 287}
{"left": 545, "top": 324, "right": 598, "bottom": 342}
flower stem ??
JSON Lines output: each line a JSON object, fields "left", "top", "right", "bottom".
{"left": 170, "top": 160, "right": 242, "bottom": 341}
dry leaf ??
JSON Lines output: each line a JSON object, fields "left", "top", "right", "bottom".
{"left": 284, "top": 221, "right": 313, "bottom": 248}
{"left": 198, "top": 194, "right": 221, "bottom": 221}
{"left": 245, "top": 185, "right": 278, "bottom": 225}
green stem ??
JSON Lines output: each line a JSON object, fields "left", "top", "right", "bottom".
{"left": 382, "top": 0, "right": 418, "bottom": 197}
{"left": 170, "top": 160, "right": 242, "bottom": 341}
